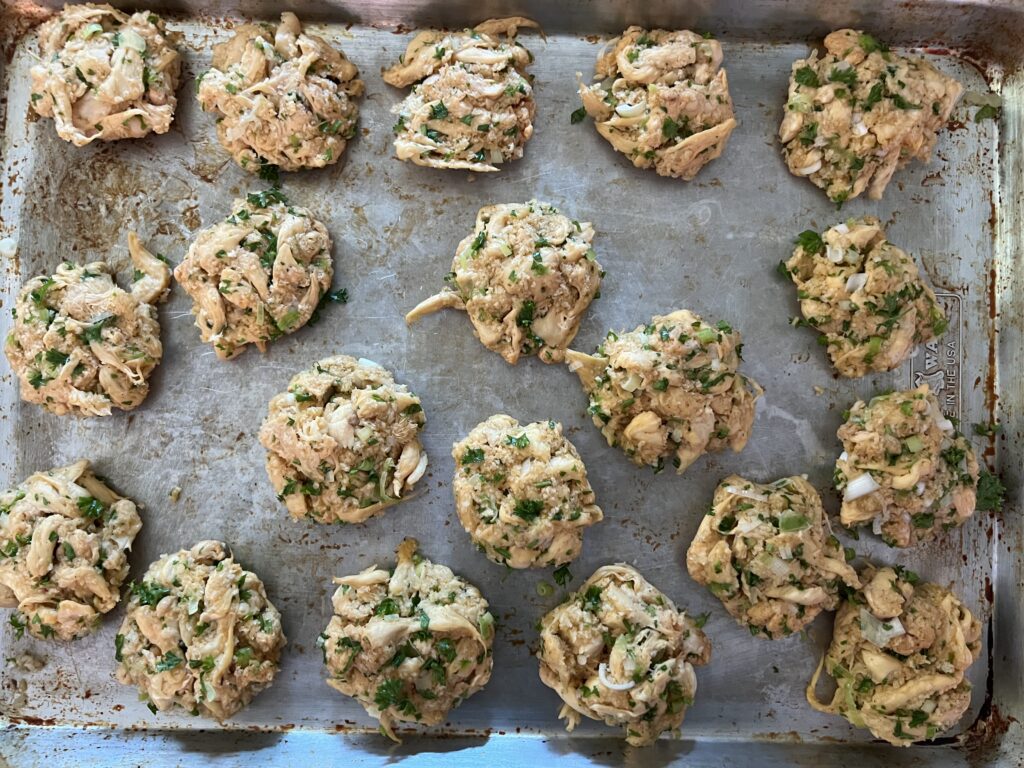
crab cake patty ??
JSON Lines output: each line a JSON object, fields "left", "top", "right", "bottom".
{"left": 567, "top": 309, "right": 761, "bottom": 473}
{"left": 537, "top": 564, "right": 711, "bottom": 746}
{"left": 835, "top": 385, "right": 979, "bottom": 547}
{"left": 5, "top": 234, "right": 169, "bottom": 416}
{"left": 115, "top": 540, "right": 285, "bottom": 719}
{"left": 687, "top": 474, "right": 860, "bottom": 639}
{"left": 578, "top": 26, "right": 736, "bottom": 180}
{"left": 784, "top": 217, "right": 946, "bottom": 378}
{"left": 173, "top": 188, "right": 332, "bottom": 360}
{"left": 808, "top": 565, "right": 980, "bottom": 745}
{"left": 779, "top": 29, "right": 961, "bottom": 202}
{"left": 452, "top": 415, "right": 602, "bottom": 568}
{"left": 196, "top": 12, "right": 363, "bottom": 173}
{"left": 383, "top": 17, "right": 536, "bottom": 171}
{"left": 0, "top": 460, "right": 142, "bottom": 641}
{"left": 30, "top": 4, "right": 181, "bottom": 145}
{"left": 406, "top": 200, "right": 603, "bottom": 364}
{"left": 319, "top": 539, "right": 494, "bottom": 741}
{"left": 259, "top": 355, "right": 428, "bottom": 524}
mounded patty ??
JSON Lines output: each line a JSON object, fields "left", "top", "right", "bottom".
{"left": 779, "top": 29, "right": 961, "bottom": 202}
{"left": 259, "top": 355, "right": 428, "bottom": 523}
{"left": 115, "top": 540, "right": 286, "bottom": 720}
{"left": 405, "top": 200, "right": 603, "bottom": 364}
{"left": 197, "top": 12, "right": 363, "bottom": 173}
{"left": 5, "top": 233, "right": 170, "bottom": 416}
{"left": 578, "top": 26, "right": 736, "bottom": 180}
{"left": 687, "top": 474, "right": 860, "bottom": 639}
{"left": 30, "top": 3, "right": 181, "bottom": 145}
{"left": 537, "top": 564, "right": 711, "bottom": 746}
{"left": 567, "top": 309, "right": 762, "bottom": 473}
{"left": 173, "top": 188, "right": 333, "bottom": 359}
{"left": 0, "top": 460, "right": 141, "bottom": 641}
{"left": 808, "top": 565, "right": 980, "bottom": 745}
{"left": 784, "top": 217, "right": 946, "bottom": 378}
{"left": 835, "top": 385, "right": 978, "bottom": 547}
{"left": 319, "top": 538, "right": 494, "bottom": 741}
{"left": 383, "top": 17, "right": 536, "bottom": 171}
{"left": 451, "top": 414, "right": 603, "bottom": 568}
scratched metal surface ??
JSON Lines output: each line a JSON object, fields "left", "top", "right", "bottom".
{"left": 0, "top": 1, "right": 1021, "bottom": 765}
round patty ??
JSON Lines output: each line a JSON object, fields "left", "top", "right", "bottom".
{"left": 115, "top": 540, "right": 286, "bottom": 720}
{"left": 538, "top": 564, "right": 711, "bottom": 746}
{"left": 319, "top": 538, "right": 494, "bottom": 741}
{"left": 30, "top": 4, "right": 181, "bottom": 145}
{"left": 0, "top": 460, "right": 141, "bottom": 641}
{"left": 452, "top": 414, "right": 603, "bottom": 568}
{"left": 173, "top": 188, "right": 332, "bottom": 359}
{"left": 197, "top": 12, "right": 363, "bottom": 173}
{"left": 259, "top": 355, "right": 428, "bottom": 523}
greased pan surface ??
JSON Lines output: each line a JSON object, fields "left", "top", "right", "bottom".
{"left": 0, "top": 1, "right": 1020, "bottom": 765}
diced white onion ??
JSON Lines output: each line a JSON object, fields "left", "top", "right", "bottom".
{"left": 813, "top": 134, "right": 828, "bottom": 147}
{"left": 838, "top": 300, "right": 852, "bottom": 311}
{"left": 777, "top": 543, "right": 793, "bottom": 560}
{"left": 710, "top": 358, "right": 723, "bottom": 372}
{"left": 356, "top": 425, "right": 374, "bottom": 444}
{"left": 852, "top": 121, "right": 869, "bottom": 137}
{"left": 826, "top": 244, "right": 845, "bottom": 263}
{"left": 620, "top": 372, "right": 642, "bottom": 392}
{"left": 798, "top": 160, "right": 822, "bottom": 175}
{"left": 769, "top": 556, "right": 791, "bottom": 579}
{"left": 843, "top": 473, "right": 881, "bottom": 501}
{"left": 490, "top": 148, "right": 504, "bottom": 164}
{"left": 598, "top": 662, "right": 636, "bottom": 691}
{"left": 921, "top": 698, "right": 938, "bottom": 713}
{"left": 119, "top": 28, "right": 147, "bottom": 52}
{"left": 859, "top": 609, "right": 906, "bottom": 647}
{"left": 915, "top": 481, "right": 926, "bottom": 496}
{"left": 845, "top": 273, "right": 868, "bottom": 294}
{"left": 833, "top": 60, "right": 853, "bottom": 71}
{"left": 724, "top": 486, "right": 770, "bottom": 503}
{"left": 615, "top": 102, "right": 645, "bottom": 118}
{"left": 734, "top": 516, "right": 763, "bottom": 534}
{"left": 357, "top": 358, "right": 381, "bottom": 368}
{"left": 931, "top": 403, "right": 955, "bottom": 433}
{"left": 838, "top": 451, "right": 849, "bottom": 462}
{"left": 833, "top": 223, "right": 850, "bottom": 235}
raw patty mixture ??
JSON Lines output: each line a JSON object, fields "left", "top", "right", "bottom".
{"left": 384, "top": 17, "right": 536, "bottom": 171}
{"left": 779, "top": 29, "right": 962, "bottom": 202}
{"left": 808, "top": 565, "right": 980, "bottom": 745}
{"left": 173, "top": 188, "right": 332, "bottom": 359}
{"left": 451, "top": 415, "right": 603, "bottom": 568}
{"left": 0, "top": 460, "right": 142, "bottom": 641}
{"left": 537, "top": 564, "right": 711, "bottom": 746}
{"left": 259, "top": 355, "right": 428, "bottom": 523}
{"left": 687, "top": 474, "right": 860, "bottom": 638}
{"left": 319, "top": 539, "right": 494, "bottom": 741}
{"left": 578, "top": 26, "right": 736, "bottom": 179}
{"left": 115, "top": 540, "right": 286, "bottom": 719}
{"left": 406, "top": 200, "right": 603, "bottom": 364}
{"left": 784, "top": 217, "right": 946, "bottom": 378}
{"left": 567, "top": 309, "right": 761, "bottom": 473}
{"left": 5, "top": 233, "right": 170, "bottom": 416}
{"left": 196, "top": 12, "right": 363, "bottom": 173}
{"left": 835, "top": 385, "right": 979, "bottom": 547}
{"left": 30, "top": 3, "right": 181, "bottom": 145}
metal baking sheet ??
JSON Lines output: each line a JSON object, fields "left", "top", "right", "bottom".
{"left": 1, "top": 1, "right": 1021, "bottom": 765}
